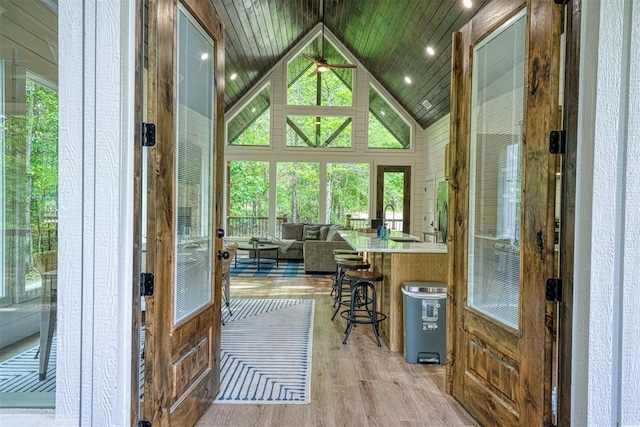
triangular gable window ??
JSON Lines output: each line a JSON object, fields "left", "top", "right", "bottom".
{"left": 227, "top": 84, "right": 270, "bottom": 146}
{"left": 368, "top": 85, "right": 411, "bottom": 149}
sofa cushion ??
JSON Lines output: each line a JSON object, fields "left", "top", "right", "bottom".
{"left": 282, "top": 223, "right": 305, "bottom": 240}
{"left": 303, "top": 229, "right": 320, "bottom": 240}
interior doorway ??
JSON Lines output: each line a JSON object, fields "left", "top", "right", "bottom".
{"left": 376, "top": 165, "right": 411, "bottom": 233}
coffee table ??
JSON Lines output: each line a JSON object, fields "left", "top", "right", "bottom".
{"left": 235, "top": 243, "right": 279, "bottom": 271}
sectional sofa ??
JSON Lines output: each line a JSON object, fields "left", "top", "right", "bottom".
{"left": 269, "top": 222, "right": 351, "bottom": 273}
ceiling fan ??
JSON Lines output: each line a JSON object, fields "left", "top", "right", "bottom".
{"left": 303, "top": 0, "right": 356, "bottom": 76}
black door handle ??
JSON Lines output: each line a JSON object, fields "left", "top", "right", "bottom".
{"left": 217, "top": 250, "right": 229, "bottom": 260}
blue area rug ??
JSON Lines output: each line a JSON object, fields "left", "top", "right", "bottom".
{"left": 216, "top": 298, "right": 314, "bottom": 404}
{"left": 231, "top": 259, "right": 328, "bottom": 278}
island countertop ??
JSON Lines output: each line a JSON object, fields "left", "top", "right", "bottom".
{"left": 339, "top": 229, "right": 448, "bottom": 352}
{"left": 340, "top": 230, "right": 447, "bottom": 253}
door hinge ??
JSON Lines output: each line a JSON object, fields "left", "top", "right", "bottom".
{"left": 140, "top": 122, "right": 156, "bottom": 147}
{"left": 138, "top": 421, "right": 151, "bottom": 427}
{"left": 549, "top": 130, "right": 566, "bottom": 154}
{"left": 546, "top": 278, "right": 562, "bottom": 302}
{"left": 140, "top": 273, "right": 155, "bottom": 297}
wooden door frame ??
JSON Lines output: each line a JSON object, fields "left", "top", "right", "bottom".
{"left": 557, "top": 1, "right": 580, "bottom": 424}
{"left": 376, "top": 165, "right": 411, "bottom": 233}
{"left": 447, "top": 0, "right": 562, "bottom": 425}
{"left": 131, "top": 0, "right": 145, "bottom": 424}
{"left": 138, "top": 0, "right": 225, "bottom": 425}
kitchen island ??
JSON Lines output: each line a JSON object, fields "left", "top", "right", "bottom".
{"left": 340, "top": 230, "right": 448, "bottom": 352}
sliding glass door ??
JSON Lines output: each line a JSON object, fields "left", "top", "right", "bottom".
{"left": 0, "top": 0, "right": 59, "bottom": 408}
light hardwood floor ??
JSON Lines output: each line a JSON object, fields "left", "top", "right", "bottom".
{"left": 196, "top": 275, "right": 478, "bottom": 427}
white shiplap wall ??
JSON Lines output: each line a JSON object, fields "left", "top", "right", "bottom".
{"left": 423, "top": 114, "right": 450, "bottom": 238}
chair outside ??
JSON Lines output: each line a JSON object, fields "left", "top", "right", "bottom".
{"left": 220, "top": 243, "right": 238, "bottom": 323}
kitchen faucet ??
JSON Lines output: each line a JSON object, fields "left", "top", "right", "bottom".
{"left": 383, "top": 203, "right": 395, "bottom": 230}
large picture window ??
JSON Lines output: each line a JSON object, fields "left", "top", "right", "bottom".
{"left": 287, "top": 36, "right": 353, "bottom": 107}
{"left": 276, "top": 162, "right": 320, "bottom": 224}
{"left": 285, "top": 35, "right": 354, "bottom": 150}
{"left": 286, "top": 116, "right": 352, "bottom": 148}
{"left": 227, "top": 161, "right": 270, "bottom": 237}
{"left": 326, "top": 163, "right": 370, "bottom": 227}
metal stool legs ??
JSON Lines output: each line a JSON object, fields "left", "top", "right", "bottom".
{"left": 340, "top": 280, "right": 387, "bottom": 347}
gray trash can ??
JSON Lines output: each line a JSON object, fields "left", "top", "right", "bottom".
{"left": 402, "top": 282, "right": 447, "bottom": 364}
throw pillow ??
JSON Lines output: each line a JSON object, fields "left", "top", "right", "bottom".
{"left": 326, "top": 224, "right": 344, "bottom": 241}
{"left": 303, "top": 229, "right": 320, "bottom": 240}
{"left": 302, "top": 224, "right": 321, "bottom": 236}
{"left": 319, "top": 225, "right": 331, "bottom": 241}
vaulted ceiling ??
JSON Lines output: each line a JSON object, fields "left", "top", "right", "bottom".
{"left": 210, "top": 0, "right": 492, "bottom": 129}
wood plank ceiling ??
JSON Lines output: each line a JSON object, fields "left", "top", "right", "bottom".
{"left": 211, "top": 0, "right": 492, "bottom": 129}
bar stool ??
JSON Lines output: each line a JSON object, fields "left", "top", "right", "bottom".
{"left": 331, "top": 259, "right": 370, "bottom": 320}
{"left": 340, "top": 270, "right": 386, "bottom": 347}
{"left": 332, "top": 253, "right": 362, "bottom": 296}
{"left": 333, "top": 249, "right": 358, "bottom": 255}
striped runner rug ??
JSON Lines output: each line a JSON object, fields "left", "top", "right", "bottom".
{"left": 216, "top": 298, "right": 314, "bottom": 404}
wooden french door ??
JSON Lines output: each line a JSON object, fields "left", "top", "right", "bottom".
{"left": 448, "top": 0, "right": 561, "bottom": 426}
{"left": 138, "top": 0, "right": 225, "bottom": 425}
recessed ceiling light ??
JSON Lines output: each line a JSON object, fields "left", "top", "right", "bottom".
{"left": 201, "top": 53, "right": 209, "bottom": 60}
{"left": 463, "top": 0, "right": 473, "bottom": 8}
{"left": 426, "top": 46, "right": 435, "bottom": 56}
{"left": 251, "top": 107, "right": 256, "bottom": 113}
{"left": 230, "top": 73, "right": 237, "bottom": 80}
{"left": 380, "top": 110, "right": 386, "bottom": 116}
{"left": 404, "top": 76, "right": 412, "bottom": 84}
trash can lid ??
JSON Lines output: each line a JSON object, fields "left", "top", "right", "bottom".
{"left": 402, "top": 282, "right": 447, "bottom": 295}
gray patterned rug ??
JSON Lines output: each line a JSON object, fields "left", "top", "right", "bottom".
{"left": 216, "top": 298, "right": 314, "bottom": 404}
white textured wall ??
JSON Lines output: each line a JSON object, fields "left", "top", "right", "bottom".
{"left": 59, "top": 0, "right": 135, "bottom": 425}
{"left": 573, "top": 0, "right": 640, "bottom": 425}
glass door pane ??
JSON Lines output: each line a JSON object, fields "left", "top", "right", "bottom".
{"left": 383, "top": 172, "right": 403, "bottom": 231}
{"left": 0, "top": 0, "right": 59, "bottom": 407}
{"left": 174, "top": 7, "right": 215, "bottom": 323}
{"left": 467, "top": 10, "right": 526, "bottom": 329}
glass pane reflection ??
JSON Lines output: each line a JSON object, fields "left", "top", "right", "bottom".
{"left": 174, "top": 7, "right": 215, "bottom": 323}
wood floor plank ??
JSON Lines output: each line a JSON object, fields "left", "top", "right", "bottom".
{"left": 196, "top": 275, "right": 477, "bottom": 426}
